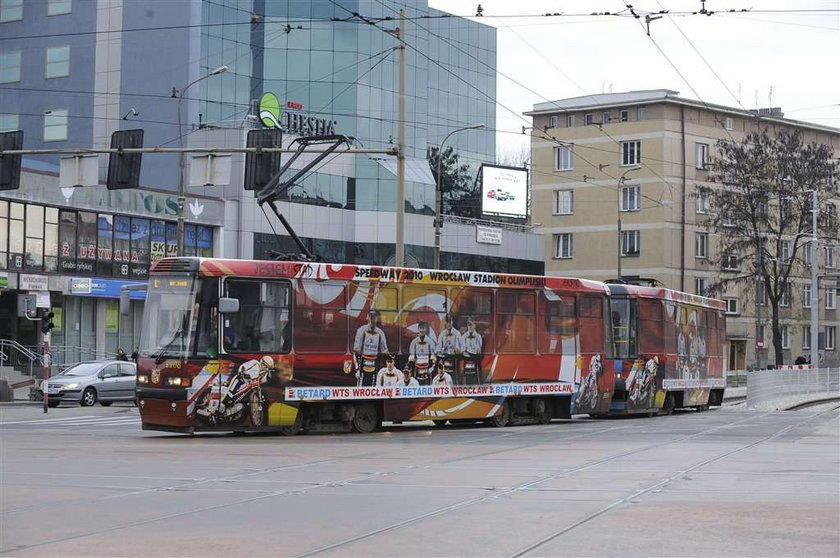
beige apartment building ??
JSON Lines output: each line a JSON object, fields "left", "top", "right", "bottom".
{"left": 525, "top": 89, "right": 840, "bottom": 370}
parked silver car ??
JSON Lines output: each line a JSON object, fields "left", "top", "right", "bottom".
{"left": 42, "top": 360, "right": 137, "bottom": 407}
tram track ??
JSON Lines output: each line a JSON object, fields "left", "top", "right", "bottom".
{"left": 1, "top": 410, "right": 827, "bottom": 557}
{"left": 291, "top": 411, "right": 781, "bottom": 557}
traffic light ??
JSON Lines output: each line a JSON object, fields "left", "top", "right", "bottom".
{"left": 0, "top": 130, "right": 23, "bottom": 191}
{"left": 106, "top": 129, "right": 144, "bottom": 189}
{"left": 41, "top": 311, "right": 55, "bottom": 334}
{"left": 244, "top": 128, "right": 283, "bottom": 191}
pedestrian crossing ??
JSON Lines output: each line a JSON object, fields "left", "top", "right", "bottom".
{"left": 0, "top": 413, "right": 141, "bottom": 429}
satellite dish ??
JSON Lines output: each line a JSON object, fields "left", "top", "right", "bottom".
{"left": 383, "top": 253, "right": 420, "bottom": 268}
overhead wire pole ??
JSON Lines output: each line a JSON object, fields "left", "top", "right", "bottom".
{"left": 811, "top": 188, "right": 819, "bottom": 366}
{"left": 395, "top": 8, "right": 406, "bottom": 267}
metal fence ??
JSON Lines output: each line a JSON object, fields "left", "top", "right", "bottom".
{"left": 746, "top": 367, "right": 840, "bottom": 409}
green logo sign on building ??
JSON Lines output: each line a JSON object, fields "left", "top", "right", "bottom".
{"left": 259, "top": 92, "right": 283, "bottom": 128}
{"left": 258, "top": 92, "right": 337, "bottom": 136}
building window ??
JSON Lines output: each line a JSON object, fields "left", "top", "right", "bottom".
{"left": 804, "top": 245, "right": 813, "bottom": 267}
{"left": 549, "top": 116, "right": 559, "bottom": 128}
{"left": 566, "top": 115, "right": 575, "bottom": 127}
{"left": 0, "top": 0, "right": 23, "bottom": 22}
{"left": 781, "top": 240, "right": 792, "bottom": 263}
{"left": 584, "top": 113, "right": 593, "bottom": 126}
{"left": 695, "top": 143, "right": 709, "bottom": 170}
{"left": 724, "top": 298, "right": 739, "bottom": 315}
{"left": 554, "top": 233, "right": 572, "bottom": 259}
{"left": 621, "top": 140, "right": 641, "bottom": 166}
{"left": 696, "top": 187, "right": 709, "bottom": 213}
{"left": 695, "top": 233, "right": 708, "bottom": 259}
{"left": 637, "top": 106, "right": 647, "bottom": 120}
{"left": 825, "top": 245, "right": 835, "bottom": 268}
{"left": 724, "top": 117, "right": 734, "bottom": 130}
{"left": 602, "top": 111, "right": 611, "bottom": 124}
{"left": 45, "top": 46, "right": 70, "bottom": 78}
{"left": 0, "top": 113, "right": 18, "bottom": 132}
{"left": 781, "top": 325, "right": 790, "bottom": 349}
{"left": 780, "top": 282, "right": 790, "bottom": 307}
{"left": 757, "top": 281, "right": 767, "bottom": 306}
{"left": 621, "top": 230, "right": 640, "bottom": 256}
{"left": 620, "top": 109, "right": 629, "bottom": 122}
{"left": 43, "top": 109, "right": 68, "bottom": 141}
{"left": 722, "top": 208, "right": 736, "bottom": 227}
{"left": 803, "top": 326, "right": 811, "bottom": 350}
{"left": 804, "top": 284, "right": 812, "bottom": 308}
{"left": 0, "top": 50, "right": 21, "bottom": 84}
{"left": 723, "top": 252, "right": 739, "bottom": 271}
{"left": 826, "top": 326, "right": 836, "bottom": 351}
{"left": 695, "top": 277, "right": 707, "bottom": 296}
{"left": 553, "top": 189, "right": 573, "bottom": 215}
{"left": 621, "top": 185, "right": 640, "bottom": 211}
{"left": 826, "top": 287, "right": 836, "bottom": 310}
{"left": 554, "top": 144, "right": 573, "bottom": 171}
{"left": 48, "top": 0, "right": 71, "bottom": 15}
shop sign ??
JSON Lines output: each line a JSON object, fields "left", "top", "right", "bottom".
{"left": 476, "top": 225, "right": 503, "bottom": 245}
{"left": 69, "top": 277, "right": 146, "bottom": 300}
{"left": 20, "top": 274, "right": 49, "bottom": 291}
{"left": 259, "top": 92, "right": 337, "bottom": 136}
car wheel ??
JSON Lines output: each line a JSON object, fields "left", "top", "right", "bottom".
{"left": 81, "top": 387, "right": 97, "bottom": 407}
{"left": 48, "top": 400, "right": 60, "bottom": 408}
{"left": 100, "top": 401, "right": 112, "bottom": 407}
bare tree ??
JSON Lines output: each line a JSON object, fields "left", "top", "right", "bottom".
{"left": 703, "top": 129, "right": 838, "bottom": 366}
{"left": 427, "top": 145, "right": 480, "bottom": 218}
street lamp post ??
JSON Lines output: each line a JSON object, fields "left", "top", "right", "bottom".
{"left": 616, "top": 166, "right": 641, "bottom": 281}
{"left": 433, "top": 123, "right": 485, "bottom": 269}
{"left": 175, "top": 65, "right": 228, "bottom": 256}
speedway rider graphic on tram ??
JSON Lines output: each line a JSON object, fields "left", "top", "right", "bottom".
{"left": 437, "top": 314, "right": 464, "bottom": 384}
{"left": 353, "top": 310, "right": 389, "bottom": 387}
{"left": 408, "top": 321, "right": 437, "bottom": 385}
{"left": 461, "top": 316, "right": 483, "bottom": 385}
{"left": 193, "top": 355, "right": 279, "bottom": 426}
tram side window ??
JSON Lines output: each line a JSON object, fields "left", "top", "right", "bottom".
{"left": 638, "top": 299, "right": 664, "bottom": 354}
{"left": 539, "top": 291, "right": 576, "bottom": 354}
{"left": 401, "top": 286, "right": 446, "bottom": 352}
{"left": 224, "top": 279, "right": 290, "bottom": 353}
{"left": 497, "top": 291, "right": 536, "bottom": 354}
{"left": 611, "top": 297, "right": 637, "bottom": 359}
{"left": 295, "top": 280, "right": 347, "bottom": 353}
{"left": 350, "top": 285, "right": 398, "bottom": 353}
{"left": 579, "top": 295, "right": 606, "bottom": 354}
{"left": 452, "top": 288, "right": 493, "bottom": 355}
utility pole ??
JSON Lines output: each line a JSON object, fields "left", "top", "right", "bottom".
{"left": 810, "top": 188, "right": 819, "bottom": 366}
{"left": 395, "top": 8, "right": 406, "bottom": 267}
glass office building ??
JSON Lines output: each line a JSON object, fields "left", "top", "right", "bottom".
{"left": 192, "top": 1, "right": 535, "bottom": 270}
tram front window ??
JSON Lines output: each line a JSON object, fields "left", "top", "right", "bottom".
{"left": 139, "top": 276, "right": 219, "bottom": 359}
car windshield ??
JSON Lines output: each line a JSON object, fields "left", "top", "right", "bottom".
{"left": 138, "top": 275, "right": 219, "bottom": 360}
{"left": 58, "top": 362, "right": 103, "bottom": 377}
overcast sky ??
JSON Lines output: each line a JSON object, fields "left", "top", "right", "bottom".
{"left": 429, "top": 0, "right": 839, "bottom": 158}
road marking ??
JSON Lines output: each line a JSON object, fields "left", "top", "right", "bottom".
{"left": 1, "top": 415, "right": 139, "bottom": 426}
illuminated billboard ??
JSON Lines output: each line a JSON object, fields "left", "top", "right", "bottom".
{"left": 480, "top": 164, "right": 528, "bottom": 220}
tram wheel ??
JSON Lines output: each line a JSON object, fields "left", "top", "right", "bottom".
{"left": 433, "top": 420, "right": 448, "bottom": 427}
{"left": 489, "top": 402, "right": 511, "bottom": 427}
{"left": 662, "top": 393, "right": 676, "bottom": 416}
{"left": 352, "top": 403, "right": 380, "bottom": 434}
{"left": 535, "top": 399, "right": 552, "bottom": 424}
{"left": 280, "top": 405, "right": 306, "bottom": 436}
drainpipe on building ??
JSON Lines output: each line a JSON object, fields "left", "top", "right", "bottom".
{"left": 680, "top": 105, "right": 686, "bottom": 292}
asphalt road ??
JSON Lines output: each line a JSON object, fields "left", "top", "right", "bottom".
{"left": 1, "top": 403, "right": 838, "bottom": 557}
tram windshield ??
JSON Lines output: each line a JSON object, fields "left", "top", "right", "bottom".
{"left": 138, "top": 276, "right": 219, "bottom": 360}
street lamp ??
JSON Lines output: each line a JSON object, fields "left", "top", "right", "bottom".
{"left": 433, "top": 122, "right": 485, "bottom": 269}
{"left": 175, "top": 65, "right": 228, "bottom": 256}
{"left": 616, "top": 165, "right": 641, "bottom": 281}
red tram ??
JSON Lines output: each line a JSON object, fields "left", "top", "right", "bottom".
{"left": 133, "top": 258, "right": 726, "bottom": 434}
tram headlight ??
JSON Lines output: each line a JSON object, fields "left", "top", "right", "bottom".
{"left": 165, "top": 376, "right": 192, "bottom": 387}
{"left": 136, "top": 374, "right": 149, "bottom": 384}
